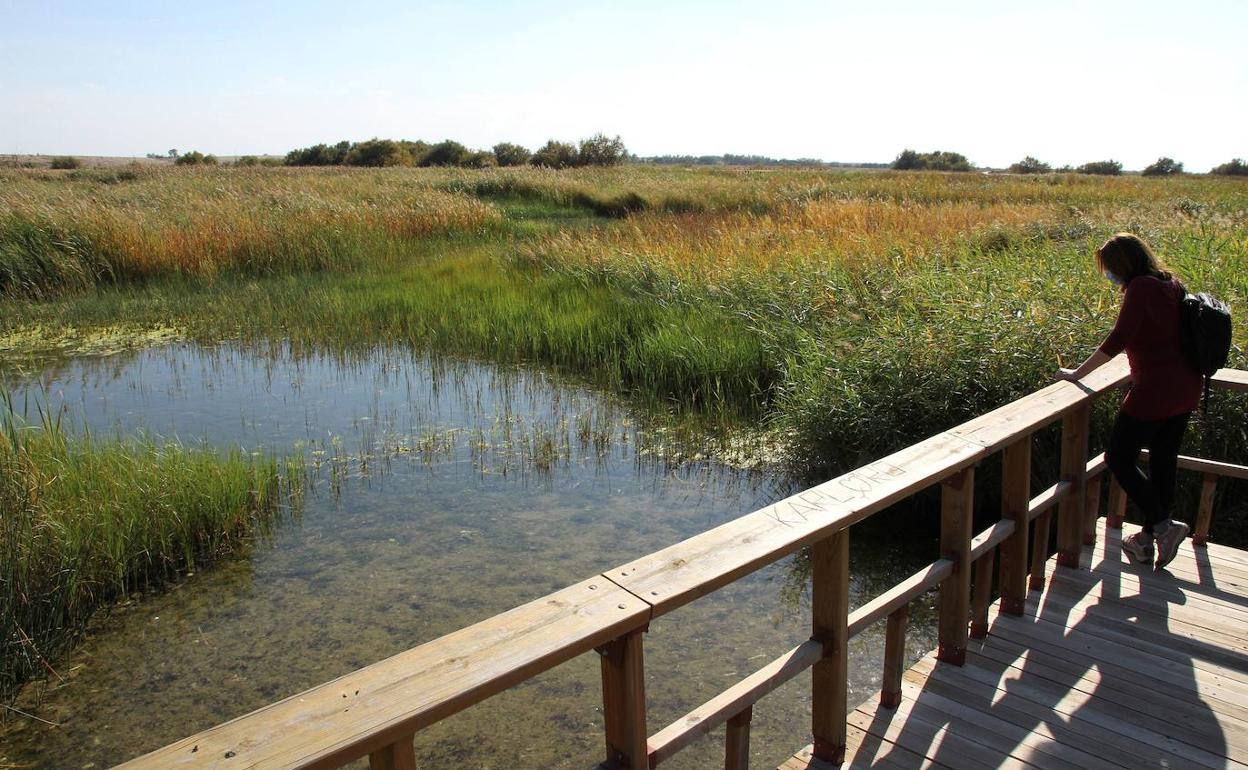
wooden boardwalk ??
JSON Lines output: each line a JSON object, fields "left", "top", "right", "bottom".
{"left": 781, "top": 519, "right": 1248, "bottom": 770}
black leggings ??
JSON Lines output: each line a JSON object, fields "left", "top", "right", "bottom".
{"left": 1105, "top": 411, "right": 1190, "bottom": 535}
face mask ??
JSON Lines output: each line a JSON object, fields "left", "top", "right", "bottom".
{"left": 1104, "top": 270, "right": 1124, "bottom": 286}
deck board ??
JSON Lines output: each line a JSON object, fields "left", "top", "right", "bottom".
{"left": 780, "top": 520, "right": 1248, "bottom": 770}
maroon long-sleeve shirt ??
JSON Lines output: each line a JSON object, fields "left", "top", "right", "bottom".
{"left": 1097, "top": 275, "right": 1202, "bottom": 419}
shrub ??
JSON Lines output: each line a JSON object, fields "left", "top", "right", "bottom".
{"left": 1142, "top": 157, "right": 1183, "bottom": 176}
{"left": 1210, "top": 158, "right": 1248, "bottom": 176}
{"left": 400, "top": 140, "right": 431, "bottom": 166}
{"left": 578, "top": 133, "right": 628, "bottom": 166}
{"left": 285, "top": 141, "right": 351, "bottom": 166}
{"left": 462, "top": 150, "right": 497, "bottom": 168}
{"left": 421, "top": 140, "right": 469, "bottom": 167}
{"left": 1076, "top": 160, "right": 1122, "bottom": 175}
{"left": 531, "top": 140, "right": 579, "bottom": 169}
{"left": 891, "top": 149, "right": 922, "bottom": 170}
{"left": 1008, "top": 156, "right": 1051, "bottom": 174}
{"left": 493, "top": 142, "right": 531, "bottom": 167}
{"left": 891, "top": 149, "right": 972, "bottom": 171}
{"left": 345, "top": 139, "right": 412, "bottom": 167}
{"left": 50, "top": 156, "right": 82, "bottom": 170}
{"left": 175, "top": 150, "right": 214, "bottom": 166}
{"left": 236, "top": 155, "right": 260, "bottom": 166}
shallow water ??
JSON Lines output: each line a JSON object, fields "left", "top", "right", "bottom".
{"left": 0, "top": 344, "right": 938, "bottom": 769}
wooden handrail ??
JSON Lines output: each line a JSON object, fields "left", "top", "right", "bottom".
{"left": 116, "top": 579, "right": 650, "bottom": 769}
{"left": 115, "top": 358, "right": 1246, "bottom": 770}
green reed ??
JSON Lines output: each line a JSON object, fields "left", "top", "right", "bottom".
{"left": 0, "top": 394, "right": 303, "bottom": 698}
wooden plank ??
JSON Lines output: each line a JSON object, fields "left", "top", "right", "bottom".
{"left": 1056, "top": 402, "right": 1090, "bottom": 568}
{"left": 811, "top": 529, "right": 850, "bottom": 764}
{"left": 859, "top": 687, "right": 1066, "bottom": 770}
{"left": 1212, "top": 367, "right": 1248, "bottom": 392}
{"left": 782, "top": 730, "right": 943, "bottom": 770}
{"left": 906, "top": 660, "right": 1220, "bottom": 770}
{"left": 847, "top": 559, "right": 952, "bottom": 638}
{"left": 368, "top": 738, "right": 417, "bottom": 770}
{"left": 914, "top": 656, "right": 1242, "bottom": 770}
{"left": 846, "top": 702, "right": 1011, "bottom": 770}
{"left": 888, "top": 675, "right": 1123, "bottom": 770}
{"left": 880, "top": 606, "right": 908, "bottom": 709}
{"left": 999, "top": 437, "right": 1031, "bottom": 615}
{"left": 118, "top": 578, "right": 650, "bottom": 770}
{"left": 937, "top": 468, "right": 974, "bottom": 666}
{"left": 986, "top": 607, "right": 1248, "bottom": 703}
{"left": 647, "top": 640, "right": 822, "bottom": 765}
{"left": 1025, "top": 587, "right": 1248, "bottom": 668}
{"left": 725, "top": 706, "right": 752, "bottom": 770}
{"left": 1085, "top": 523, "right": 1248, "bottom": 593}
{"left": 974, "top": 624, "right": 1248, "bottom": 726}
{"left": 1037, "top": 558, "right": 1248, "bottom": 635}
{"left": 948, "top": 355, "right": 1129, "bottom": 453}
{"left": 961, "top": 647, "right": 1248, "bottom": 753}
{"left": 970, "top": 549, "right": 995, "bottom": 639}
{"left": 600, "top": 630, "right": 648, "bottom": 770}
{"left": 606, "top": 431, "right": 984, "bottom": 618}
{"left": 970, "top": 637, "right": 1248, "bottom": 742}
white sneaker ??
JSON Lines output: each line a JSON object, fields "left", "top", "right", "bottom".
{"left": 1154, "top": 520, "right": 1190, "bottom": 570}
{"left": 1121, "top": 531, "right": 1154, "bottom": 565}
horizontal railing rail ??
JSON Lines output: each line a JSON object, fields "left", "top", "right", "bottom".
{"left": 117, "top": 361, "right": 1246, "bottom": 770}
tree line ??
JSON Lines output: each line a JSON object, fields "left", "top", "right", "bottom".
{"left": 892, "top": 149, "right": 1248, "bottom": 176}
{"left": 283, "top": 134, "right": 627, "bottom": 169}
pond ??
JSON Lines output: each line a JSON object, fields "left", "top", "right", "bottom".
{"left": 0, "top": 343, "right": 938, "bottom": 769}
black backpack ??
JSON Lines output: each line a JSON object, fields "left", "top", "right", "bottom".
{"left": 1177, "top": 284, "right": 1232, "bottom": 413}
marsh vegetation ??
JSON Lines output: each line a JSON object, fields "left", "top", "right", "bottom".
{"left": 1, "top": 164, "right": 1245, "bottom": 765}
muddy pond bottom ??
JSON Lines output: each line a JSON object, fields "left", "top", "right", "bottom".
{"left": 0, "top": 343, "right": 938, "bottom": 769}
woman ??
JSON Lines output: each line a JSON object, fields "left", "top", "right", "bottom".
{"left": 1055, "top": 233, "right": 1202, "bottom": 570}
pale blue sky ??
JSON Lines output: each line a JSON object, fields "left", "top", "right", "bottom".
{"left": 2, "top": 0, "right": 1245, "bottom": 170}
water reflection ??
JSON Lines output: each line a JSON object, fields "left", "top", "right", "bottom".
{"left": 0, "top": 344, "right": 937, "bottom": 769}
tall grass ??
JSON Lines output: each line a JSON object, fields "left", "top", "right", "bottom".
{"left": 0, "top": 395, "right": 302, "bottom": 698}
{"left": 0, "top": 166, "right": 500, "bottom": 298}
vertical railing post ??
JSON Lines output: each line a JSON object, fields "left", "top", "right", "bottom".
{"left": 1056, "top": 403, "right": 1090, "bottom": 568}
{"left": 970, "top": 550, "right": 995, "bottom": 639}
{"left": 1106, "top": 476, "right": 1127, "bottom": 530}
{"left": 880, "top": 604, "right": 909, "bottom": 709}
{"left": 811, "top": 528, "right": 849, "bottom": 764}
{"left": 1029, "top": 511, "right": 1052, "bottom": 591}
{"left": 1194, "top": 473, "right": 1217, "bottom": 547}
{"left": 599, "top": 629, "right": 648, "bottom": 770}
{"left": 724, "top": 706, "right": 752, "bottom": 770}
{"left": 937, "top": 466, "right": 974, "bottom": 666}
{"left": 1082, "top": 472, "right": 1104, "bottom": 546}
{"left": 999, "top": 437, "right": 1031, "bottom": 615}
{"left": 369, "top": 736, "right": 418, "bottom": 770}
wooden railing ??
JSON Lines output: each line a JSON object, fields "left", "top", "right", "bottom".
{"left": 117, "top": 360, "right": 1247, "bottom": 770}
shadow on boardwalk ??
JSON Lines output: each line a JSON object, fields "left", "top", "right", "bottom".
{"left": 795, "top": 520, "right": 1248, "bottom": 769}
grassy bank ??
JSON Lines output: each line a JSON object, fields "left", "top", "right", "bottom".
{"left": 0, "top": 399, "right": 302, "bottom": 698}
